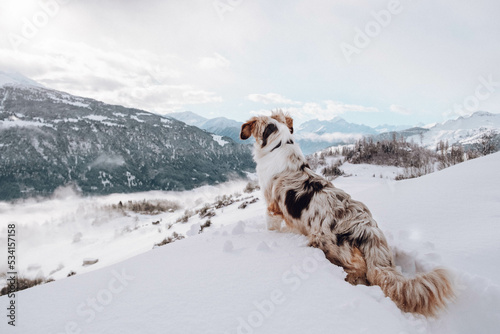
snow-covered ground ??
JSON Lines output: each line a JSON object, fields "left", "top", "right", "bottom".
{"left": 1, "top": 153, "right": 500, "bottom": 333}
{"left": 0, "top": 181, "right": 252, "bottom": 282}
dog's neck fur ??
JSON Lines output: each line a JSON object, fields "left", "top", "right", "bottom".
{"left": 253, "top": 124, "right": 306, "bottom": 192}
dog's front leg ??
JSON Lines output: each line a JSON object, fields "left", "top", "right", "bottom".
{"left": 266, "top": 211, "right": 283, "bottom": 231}
{"left": 267, "top": 202, "right": 284, "bottom": 231}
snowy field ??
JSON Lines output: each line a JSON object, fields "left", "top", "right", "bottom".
{"left": 1, "top": 153, "right": 500, "bottom": 333}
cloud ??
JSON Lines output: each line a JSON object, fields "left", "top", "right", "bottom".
{"left": 247, "top": 100, "right": 380, "bottom": 126}
{"left": 247, "top": 93, "right": 301, "bottom": 105}
{"left": 0, "top": 40, "right": 222, "bottom": 114}
{"left": 293, "top": 100, "right": 379, "bottom": 121}
{"left": 248, "top": 109, "right": 272, "bottom": 117}
{"left": 390, "top": 104, "right": 412, "bottom": 115}
{"left": 2, "top": 0, "right": 498, "bottom": 126}
{"left": 296, "top": 132, "right": 363, "bottom": 143}
{"left": 199, "top": 53, "right": 230, "bottom": 70}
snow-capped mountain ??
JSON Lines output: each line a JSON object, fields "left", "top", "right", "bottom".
{"left": 169, "top": 112, "right": 383, "bottom": 154}
{"left": 373, "top": 123, "right": 413, "bottom": 133}
{"left": 0, "top": 70, "right": 45, "bottom": 88}
{"left": 162, "top": 110, "right": 500, "bottom": 156}
{"left": 168, "top": 111, "right": 249, "bottom": 144}
{"left": 297, "top": 117, "right": 377, "bottom": 135}
{"left": 406, "top": 111, "right": 500, "bottom": 149}
{"left": 167, "top": 111, "right": 208, "bottom": 128}
{"left": 200, "top": 116, "right": 245, "bottom": 143}
{"left": 297, "top": 112, "right": 500, "bottom": 154}
{"left": 295, "top": 117, "right": 378, "bottom": 155}
{"left": 0, "top": 84, "right": 254, "bottom": 201}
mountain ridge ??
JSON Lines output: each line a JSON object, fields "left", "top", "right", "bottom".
{"left": 169, "top": 110, "right": 500, "bottom": 155}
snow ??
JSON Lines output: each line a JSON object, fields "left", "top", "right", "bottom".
{"left": 1, "top": 153, "right": 500, "bottom": 333}
{"left": 0, "top": 119, "right": 54, "bottom": 129}
{"left": 54, "top": 118, "right": 80, "bottom": 123}
{"left": 340, "top": 162, "right": 403, "bottom": 180}
{"left": 101, "top": 121, "right": 123, "bottom": 127}
{"left": 58, "top": 100, "right": 90, "bottom": 108}
{"left": 84, "top": 115, "right": 109, "bottom": 122}
{"left": 0, "top": 181, "right": 250, "bottom": 282}
{"left": 130, "top": 115, "right": 145, "bottom": 123}
{"left": 212, "top": 134, "right": 229, "bottom": 147}
{"left": 46, "top": 92, "right": 91, "bottom": 109}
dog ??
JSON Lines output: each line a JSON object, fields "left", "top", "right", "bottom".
{"left": 240, "top": 110, "right": 454, "bottom": 317}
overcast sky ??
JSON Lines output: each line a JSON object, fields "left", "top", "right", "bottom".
{"left": 1, "top": 0, "right": 499, "bottom": 127}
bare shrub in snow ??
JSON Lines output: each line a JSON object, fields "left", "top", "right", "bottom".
{"left": 107, "top": 199, "right": 180, "bottom": 215}
{"left": 176, "top": 209, "right": 194, "bottom": 223}
{"left": 214, "top": 195, "right": 234, "bottom": 209}
{"left": 154, "top": 232, "right": 185, "bottom": 247}
{"left": 197, "top": 204, "right": 216, "bottom": 218}
{"left": 200, "top": 220, "right": 212, "bottom": 233}
{"left": 0, "top": 275, "right": 54, "bottom": 296}
{"left": 244, "top": 181, "right": 260, "bottom": 193}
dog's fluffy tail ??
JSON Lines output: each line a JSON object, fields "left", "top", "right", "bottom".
{"left": 360, "top": 228, "right": 455, "bottom": 317}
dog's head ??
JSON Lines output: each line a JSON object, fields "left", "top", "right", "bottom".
{"left": 240, "top": 111, "right": 294, "bottom": 149}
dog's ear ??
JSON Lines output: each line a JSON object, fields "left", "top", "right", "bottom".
{"left": 285, "top": 115, "right": 294, "bottom": 134}
{"left": 271, "top": 110, "right": 294, "bottom": 134}
{"left": 240, "top": 119, "right": 257, "bottom": 140}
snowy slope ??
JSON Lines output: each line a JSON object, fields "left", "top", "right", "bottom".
{"left": 1, "top": 153, "right": 500, "bottom": 333}
{"left": 0, "top": 181, "right": 253, "bottom": 282}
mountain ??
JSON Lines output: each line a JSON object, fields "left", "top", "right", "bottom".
{"left": 295, "top": 117, "right": 378, "bottom": 155}
{"left": 167, "top": 111, "right": 208, "bottom": 128}
{"left": 406, "top": 111, "right": 500, "bottom": 149}
{"left": 313, "top": 112, "right": 500, "bottom": 155}
{"left": 168, "top": 113, "right": 414, "bottom": 155}
{"left": 3, "top": 152, "right": 500, "bottom": 333}
{"left": 0, "top": 84, "right": 254, "bottom": 201}
{"left": 0, "top": 69, "right": 45, "bottom": 88}
{"left": 373, "top": 123, "right": 413, "bottom": 133}
{"left": 297, "top": 117, "right": 377, "bottom": 135}
{"left": 169, "top": 110, "right": 500, "bottom": 156}
{"left": 169, "top": 113, "right": 380, "bottom": 153}
{"left": 201, "top": 116, "right": 246, "bottom": 143}
{"left": 168, "top": 111, "right": 249, "bottom": 144}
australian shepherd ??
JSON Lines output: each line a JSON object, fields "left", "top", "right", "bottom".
{"left": 240, "top": 110, "right": 454, "bottom": 317}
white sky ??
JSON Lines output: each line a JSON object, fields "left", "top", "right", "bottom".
{"left": 0, "top": 0, "right": 499, "bottom": 127}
